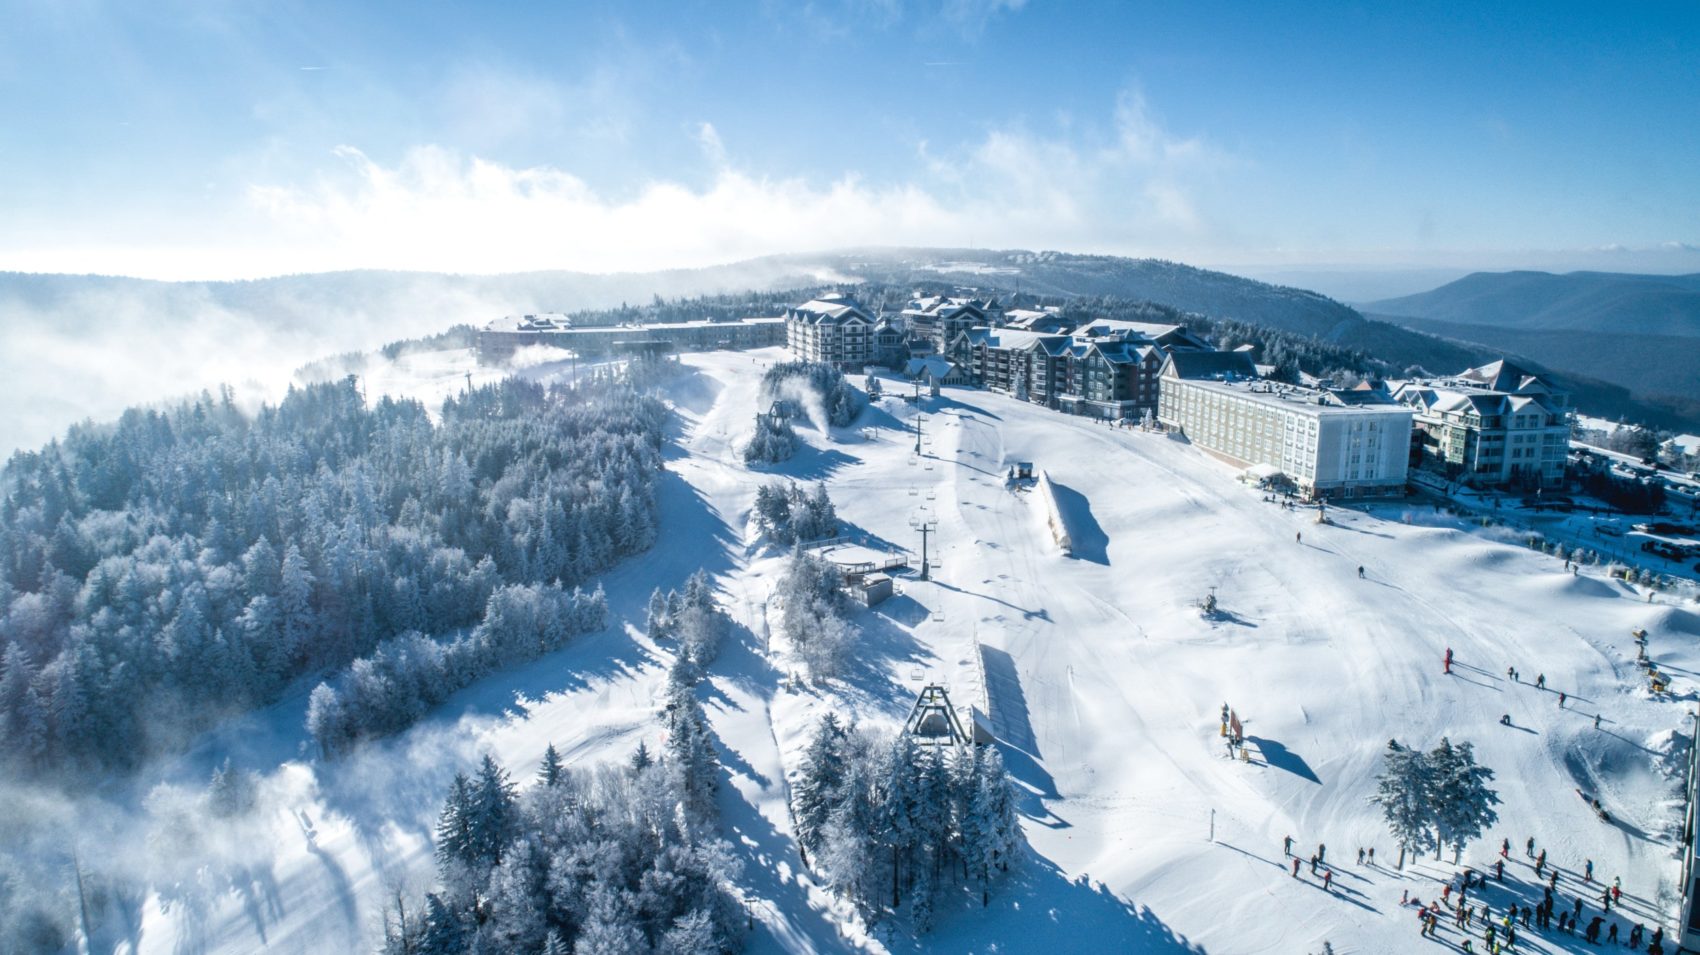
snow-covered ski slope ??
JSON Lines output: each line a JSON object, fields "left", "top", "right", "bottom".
{"left": 129, "top": 347, "right": 1699, "bottom": 954}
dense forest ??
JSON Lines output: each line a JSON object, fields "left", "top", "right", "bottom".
{"left": 385, "top": 651, "right": 744, "bottom": 954}
{"left": 0, "top": 370, "right": 668, "bottom": 775}
{"left": 791, "top": 714, "right": 1024, "bottom": 928}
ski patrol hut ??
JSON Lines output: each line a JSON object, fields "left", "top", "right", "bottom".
{"left": 905, "top": 684, "right": 969, "bottom": 746}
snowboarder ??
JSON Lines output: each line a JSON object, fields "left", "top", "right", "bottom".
{"left": 1507, "top": 666, "right": 1516, "bottom": 682}
{"left": 1536, "top": 673, "right": 1546, "bottom": 689}
{"left": 1446, "top": 647, "right": 1454, "bottom": 674}
{"left": 1284, "top": 834, "right": 1293, "bottom": 856}
{"left": 1500, "top": 713, "right": 1511, "bottom": 725}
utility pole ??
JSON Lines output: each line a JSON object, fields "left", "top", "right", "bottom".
{"left": 910, "top": 508, "right": 938, "bottom": 581}
{"left": 913, "top": 377, "right": 925, "bottom": 455}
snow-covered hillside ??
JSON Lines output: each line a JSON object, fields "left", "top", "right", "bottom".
{"left": 118, "top": 346, "right": 1697, "bottom": 954}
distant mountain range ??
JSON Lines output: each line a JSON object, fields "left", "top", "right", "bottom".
{"left": 1367, "top": 270, "right": 1700, "bottom": 336}
{"left": 1364, "top": 271, "right": 1700, "bottom": 426}
{"left": 2, "top": 252, "right": 1696, "bottom": 455}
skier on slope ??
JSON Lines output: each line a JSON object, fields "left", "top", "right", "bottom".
{"left": 1501, "top": 837, "right": 1510, "bottom": 857}
{"left": 1357, "top": 565, "right": 1365, "bottom": 579}
{"left": 1559, "top": 691, "right": 1566, "bottom": 708}
{"left": 1284, "top": 834, "right": 1293, "bottom": 856}
{"left": 1292, "top": 857, "right": 1300, "bottom": 877}
{"left": 1536, "top": 673, "right": 1546, "bottom": 689}
{"left": 1323, "top": 869, "right": 1333, "bottom": 891}
{"left": 1445, "top": 647, "right": 1454, "bottom": 674}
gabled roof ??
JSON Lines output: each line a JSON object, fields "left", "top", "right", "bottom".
{"left": 789, "top": 295, "right": 872, "bottom": 325}
{"left": 1161, "top": 350, "right": 1259, "bottom": 380}
{"left": 1458, "top": 359, "right": 1549, "bottom": 395}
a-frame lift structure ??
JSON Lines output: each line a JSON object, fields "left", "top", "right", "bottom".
{"left": 904, "top": 683, "right": 968, "bottom": 746}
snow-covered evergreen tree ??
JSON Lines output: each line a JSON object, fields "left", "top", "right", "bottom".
{"left": 1369, "top": 739, "right": 1438, "bottom": 868}
{"left": 1430, "top": 738, "right": 1500, "bottom": 863}
{"left": 538, "top": 743, "right": 565, "bottom": 788}
{"left": 793, "top": 713, "right": 847, "bottom": 859}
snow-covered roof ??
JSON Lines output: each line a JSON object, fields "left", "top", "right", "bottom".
{"left": 789, "top": 296, "right": 873, "bottom": 325}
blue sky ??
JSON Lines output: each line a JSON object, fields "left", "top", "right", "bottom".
{"left": 2, "top": 0, "right": 1696, "bottom": 279}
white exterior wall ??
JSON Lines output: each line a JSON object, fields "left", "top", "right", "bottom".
{"left": 1159, "top": 377, "right": 1411, "bottom": 494}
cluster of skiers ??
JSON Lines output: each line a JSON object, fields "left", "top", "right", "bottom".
{"left": 1283, "top": 836, "right": 1358, "bottom": 894}
{"left": 1400, "top": 834, "right": 1664, "bottom": 952}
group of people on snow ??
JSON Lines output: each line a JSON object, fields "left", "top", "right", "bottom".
{"left": 1398, "top": 833, "right": 1661, "bottom": 952}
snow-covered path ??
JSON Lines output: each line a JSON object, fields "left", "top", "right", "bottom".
{"left": 122, "top": 347, "right": 1700, "bottom": 955}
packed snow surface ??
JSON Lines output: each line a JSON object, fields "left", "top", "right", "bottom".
{"left": 121, "top": 347, "right": 1698, "bottom": 954}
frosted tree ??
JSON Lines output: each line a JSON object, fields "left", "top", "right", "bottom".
{"left": 776, "top": 549, "right": 856, "bottom": 681}
{"left": 1369, "top": 739, "right": 1437, "bottom": 868}
{"left": 630, "top": 740, "right": 654, "bottom": 774}
{"left": 792, "top": 713, "right": 848, "bottom": 860}
{"left": 484, "top": 838, "right": 549, "bottom": 954}
{"left": 658, "top": 909, "right": 721, "bottom": 955}
{"left": 575, "top": 886, "right": 645, "bottom": 955}
{"left": 877, "top": 734, "right": 923, "bottom": 907}
{"left": 1430, "top": 738, "right": 1500, "bottom": 863}
{"left": 416, "top": 893, "right": 466, "bottom": 955}
{"left": 966, "top": 745, "right": 1022, "bottom": 906}
{"left": 537, "top": 743, "right": 565, "bottom": 788}
{"left": 646, "top": 588, "right": 672, "bottom": 640}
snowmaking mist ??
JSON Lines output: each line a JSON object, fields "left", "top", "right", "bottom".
{"left": 774, "top": 377, "right": 832, "bottom": 436}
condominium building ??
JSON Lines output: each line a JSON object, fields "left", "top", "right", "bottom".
{"left": 901, "top": 296, "right": 998, "bottom": 352}
{"left": 949, "top": 318, "right": 1213, "bottom": 418}
{"left": 1158, "top": 353, "right": 1413, "bottom": 497}
{"left": 785, "top": 294, "right": 875, "bottom": 369}
{"left": 1389, "top": 359, "right": 1570, "bottom": 489}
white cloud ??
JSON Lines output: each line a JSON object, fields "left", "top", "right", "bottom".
{"left": 224, "top": 90, "right": 1230, "bottom": 277}
{"left": 1, "top": 90, "right": 1233, "bottom": 280}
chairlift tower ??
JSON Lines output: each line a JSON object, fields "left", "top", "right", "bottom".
{"left": 910, "top": 507, "right": 939, "bottom": 581}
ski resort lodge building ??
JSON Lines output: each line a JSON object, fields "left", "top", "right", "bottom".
{"left": 901, "top": 296, "right": 999, "bottom": 354}
{"left": 477, "top": 313, "right": 785, "bottom": 362}
{"left": 1388, "top": 360, "right": 1571, "bottom": 490}
{"left": 948, "top": 319, "right": 1216, "bottom": 419}
{"left": 784, "top": 293, "right": 876, "bottom": 370}
{"left": 1157, "top": 352, "right": 1414, "bottom": 497}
